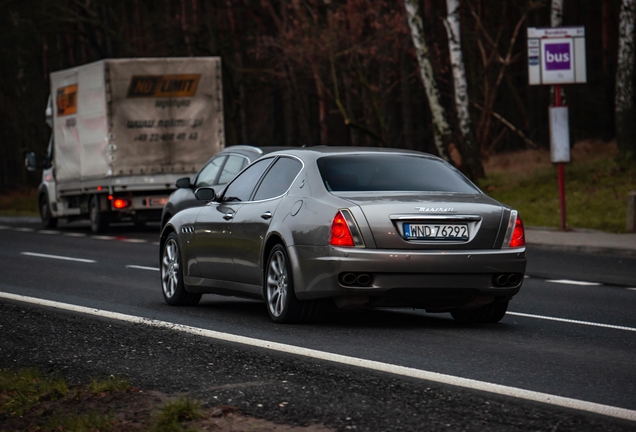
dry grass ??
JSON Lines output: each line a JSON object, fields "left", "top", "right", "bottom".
{"left": 478, "top": 140, "right": 636, "bottom": 232}
{"left": 483, "top": 140, "right": 617, "bottom": 176}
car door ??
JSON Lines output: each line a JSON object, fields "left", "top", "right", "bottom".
{"left": 193, "top": 158, "right": 274, "bottom": 283}
{"left": 231, "top": 156, "right": 303, "bottom": 286}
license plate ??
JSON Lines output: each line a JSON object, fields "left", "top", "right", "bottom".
{"left": 148, "top": 197, "right": 169, "bottom": 207}
{"left": 403, "top": 223, "right": 468, "bottom": 240}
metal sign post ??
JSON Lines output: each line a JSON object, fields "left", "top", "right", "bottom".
{"left": 528, "top": 26, "right": 586, "bottom": 231}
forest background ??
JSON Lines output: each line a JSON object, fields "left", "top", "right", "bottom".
{"left": 0, "top": 0, "right": 632, "bottom": 193}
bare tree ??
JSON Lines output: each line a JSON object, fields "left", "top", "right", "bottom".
{"left": 403, "top": 0, "right": 451, "bottom": 161}
{"left": 616, "top": 0, "right": 636, "bottom": 162}
{"left": 443, "top": 0, "right": 484, "bottom": 178}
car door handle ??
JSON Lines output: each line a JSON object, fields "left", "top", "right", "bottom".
{"left": 261, "top": 211, "right": 272, "bottom": 220}
{"left": 223, "top": 212, "right": 234, "bottom": 220}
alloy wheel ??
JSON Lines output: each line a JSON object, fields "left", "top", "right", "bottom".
{"left": 267, "top": 249, "right": 288, "bottom": 317}
{"left": 162, "top": 238, "right": 180, "bottom": 299}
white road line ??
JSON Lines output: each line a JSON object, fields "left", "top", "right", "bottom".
{"left": 64, "top": 233, "right": 87, "bottom": 237}
{"left": 545, "top": 279, "right": 602, "bottom": 286}
{"left": 0, "top": 292, "right": 634, "bottom": 423}
{"left": 39, "top": 230, "right": 61, "bottom": 235}
{"left": 0, "top": 226, "right": 10, "bottom": 229}
{"left": 120, "top": 238, "right": 147, "bottom": 243}
{"left": 14, "top": 227, "right": 34, "bottom": 232}
{"left": 126, "top": 265, "right": 159, "bottom": 271}
{"left": 507, "top": 311, "right": 636, "bottom": 332}
{"left": 152, "top": 242, "right": 160, "bottom": 246}
{"left": 21, "top": 252, "right": 96, "bottom": 264}
{"left": 627, "top": 288, "right": 636, "bottom": 291}
{"left": 92, "top": 235, "right": 116, "bottom": 240}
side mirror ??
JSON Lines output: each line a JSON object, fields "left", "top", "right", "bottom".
{"left": 25, "top": 152, "right": 40, "bottom": 171}
{"left": 195, "top": 187, "right": 216, "bottom": 201}
{"left": 175, "top": 177, "right": 191, "bottom": 188}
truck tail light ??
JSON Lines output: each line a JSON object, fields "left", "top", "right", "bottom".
{"left": 112, "top": 198, "right": 130, "bottom": 210}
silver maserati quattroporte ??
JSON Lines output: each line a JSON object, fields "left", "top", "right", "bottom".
{"left": 159, "top": 147, "right": 526, "bottom": 324}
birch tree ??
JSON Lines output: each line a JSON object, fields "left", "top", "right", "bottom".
{"left": 403, "top": 0, "right": 451, "bottom": 161}
{"left": 551, "top": 0, "right": 564, "bottom": 27}
{"left": 616, "top": 0, "right": 636, "bottom": 162}
{"left": 443, "top": 0, "right": 484, "bottom": 178}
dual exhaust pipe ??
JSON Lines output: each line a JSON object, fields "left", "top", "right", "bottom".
{"left": 493, "top": 273, "right": 521, "bottom": 287}
{"left": 340, "top": 272, "right": 372, "bottom": 287}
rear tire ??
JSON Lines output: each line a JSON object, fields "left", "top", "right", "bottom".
{"left": 451, "top": 300, "right": 509, "bottom": 325}
{"left": 265, "top": 244, "right": 320, "bottom": 323}
{"left": 89, "top": 195, "right": 110, "bottom": 233}
{"left": 161, "top": 233, "right": 201, "bottom": 306}
{"left": 39, "top": 193, "right": 58, "bottom": 229}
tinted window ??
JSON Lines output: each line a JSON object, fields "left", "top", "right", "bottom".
{"left": 222, "top": 158, "right": 273, "bottom": 202}
{"left": 218, "top": 155, "right": 248, "bottom": 184}
{"left": 253, "top": 157, "right": 302, "bottom": 201}
{"left": 317, "top": 154, "right": 479, "bottom": 193}
{"left": 196, "top": 156, "right": 226, "bottom": 187}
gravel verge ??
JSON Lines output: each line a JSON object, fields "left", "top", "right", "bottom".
{"left": 0, "top": 300, "right": 634, "bottom": 431}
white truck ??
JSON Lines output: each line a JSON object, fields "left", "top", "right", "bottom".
{"left": 26, "top": 57, "right": 224, "bottom": 232}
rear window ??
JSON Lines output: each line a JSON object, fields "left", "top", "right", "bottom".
{"left": 317, "top": 154, "right": 479, "bottom": 193}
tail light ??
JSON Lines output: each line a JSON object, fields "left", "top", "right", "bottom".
{"left": 509, "top": 216, "right": 525, "bottom": 248}
{"left": 330, "top": 211, "right": 355, "bottom": 246}
{"left": 330, "top": 209, "right": 365, "bottom": 247}
{"left": 111, "top": 198, "right": 131, "bottom": 210}
{"left": 502, "top": 210, "right": 525, "bottom": 248}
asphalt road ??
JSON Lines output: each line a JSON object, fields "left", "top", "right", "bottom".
{"left": 1, "top": 218, "right": 635, "bottom": 431}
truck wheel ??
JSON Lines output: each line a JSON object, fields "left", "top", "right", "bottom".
{"left": 89, "top": 195, "right": 110, "bottom": 233}
{"left": 39, "top": 193, "right": 58, "bottom": 229}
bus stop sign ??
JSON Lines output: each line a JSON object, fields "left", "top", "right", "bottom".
{"left": 528, "top": 27, "right": 586, "bottom": 85}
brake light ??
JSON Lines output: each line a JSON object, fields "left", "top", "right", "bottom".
{"left": 509, "top": 216, "right": 525, "bottom": 248}
{"left": 112, "top": 198, "right": 130, "bottom": 209}
{"left": 330, "top": 211, "right": 355, "bottom": 247}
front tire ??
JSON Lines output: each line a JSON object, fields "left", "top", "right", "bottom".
{"left": 161, "top": 233, "right": 201, "bottom": 306}
{"left": 265, "top": 244, "right": 320, "bottom": 323}
{"left": 39, "top": 193, "right": 58, "bottom": 229}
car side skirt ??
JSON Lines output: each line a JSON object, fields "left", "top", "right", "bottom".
{"left": 184, "top": 276, "right": 263, "bottom": 300}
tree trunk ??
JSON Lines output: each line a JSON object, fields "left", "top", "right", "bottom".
{"left": 616, "top": 0, "right": 636, "bottom": 162}
{"left": 400, "top": 36, "right": 414, "bottom": 149}
{"left": 315, "top": 69, "right": 329, "bottom": 146}
{"left": 443, "top": 0, "right": 484, "bottom": 179}
{"left": 403, "top": 0, "right": 451, "bottom": 161}
{"left": 551, "top": 0, "right": 564, "bottom": 27}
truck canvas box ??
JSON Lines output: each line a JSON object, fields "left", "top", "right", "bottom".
{"left": 26, "top": 57, "right": 224, "bottom": 232}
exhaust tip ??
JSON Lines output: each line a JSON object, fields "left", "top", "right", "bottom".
{"left": 356, "top": 274, "right": 372, "bottom": 286}
{"left": 495, "top": 274, "right": 509, "bottom": 286}
{"left": 341, "top": 273, "right": 357, "bottom": 285}
{"left": 507, "top": 274, "right": 520, "bottom": 286}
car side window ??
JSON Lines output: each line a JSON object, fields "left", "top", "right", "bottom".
{"left": 253, "top": 157, "right": 302, "bottom": 201}
{"left": 195, "top": 156, "right": 226, "bottom": 188}
{"left": 218, "top": 155, "right": 249, "bottom": 185}
{"left": 222, "top": 158, "right": 273, "bottom": 202}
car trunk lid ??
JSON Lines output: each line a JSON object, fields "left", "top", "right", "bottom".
{"left": 339, "top": 192, "right": 504, "bottom": 250}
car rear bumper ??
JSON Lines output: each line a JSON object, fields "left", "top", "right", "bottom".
{"left": 289, "top": 245, "right": 526, "bottom": 309}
